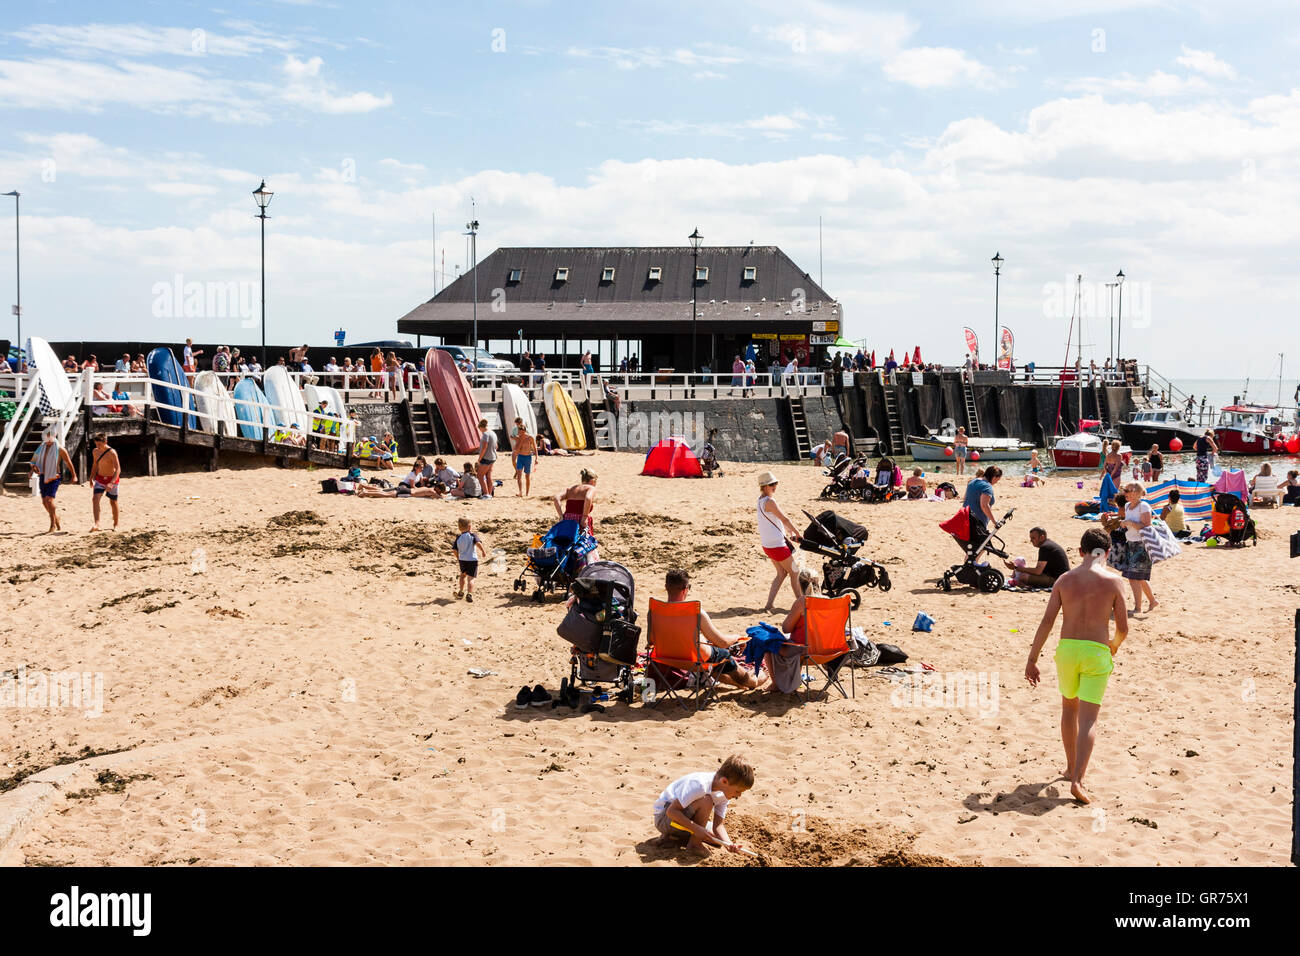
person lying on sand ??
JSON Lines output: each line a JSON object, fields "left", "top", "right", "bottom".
{"left": 651, "top": 755, "right": 754, "bottom": 857}
{"left": 662, "top": 569, "right": 759, "bottom": 690}
{"left": 1024, "top": 527, "right": 1129, "bottom": 805}
{"left": 356, "top": 482, "right": 443, "bottom": 499}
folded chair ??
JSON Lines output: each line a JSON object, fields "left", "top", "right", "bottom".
{"left": 645, "top": 598, "right": 720, "bottom": 710}
{"left": 789, "top": 593, "right": 855, "bottom": 701}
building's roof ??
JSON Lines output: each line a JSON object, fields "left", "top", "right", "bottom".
{"left": 398, "top": 245, "right": 838, "bottom": 334}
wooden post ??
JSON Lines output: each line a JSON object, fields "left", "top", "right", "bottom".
{"left": 145, "top": 436, "right": 158, "bottom": 477}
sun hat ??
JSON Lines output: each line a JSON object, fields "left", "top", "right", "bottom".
{"left": 756, "top": 470, "right": 779, "bottom": 487}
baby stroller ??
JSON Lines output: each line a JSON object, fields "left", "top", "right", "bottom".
{"left": 819, "top": 455, "right": 871, "bottom": 501}
{"left": 1211, "top": 493, "right": 1257, "bottom": 547}
{"left": 799, "top": 509, "right": 892, "bottom": 609}
{"left": 555, "top": 561, "right": 641, "bottom": 708}
{"left": 513, "top": 518, "right": 597, "bottom": 601}
{"left": 938, "top": 507, "right": 1015, "bottom": 593}
{"left": 698, "top": 439, "right": 723, "bottom": 478}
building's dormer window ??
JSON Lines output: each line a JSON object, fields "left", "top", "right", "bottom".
{"left": 555, "top": 267, "right": 570, "bottom": 282}
{"left": 695, "top": 266, "right": 710, "bottom": 281}
{"left": 648, "top": 266, "right": 662, "bottom": 281}
{"left": 508, "top": 268, "right": 523, "bottom": 283}
{"left": 601, "top": 267, "right": 616, "bottom": 282}
{"left": 743, "top": 266, "right": 757, "bottom": 281}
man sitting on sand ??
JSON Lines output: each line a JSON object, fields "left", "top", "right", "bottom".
{"left": 662, "top": 569, "right": 759, "bottom": 690}
{"left": 1004, "top": 527, "right": 1069, "bottom": 588}
{"left": 651, "top": 755, "right": 754, "bottom": 857}
{"left": 1024, "top": 528, "right": 1129, "bottom": 804}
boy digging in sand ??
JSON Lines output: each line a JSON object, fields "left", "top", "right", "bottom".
{"left": 1024, "top": 528, "right": 1129, "bottom": 805}
{"left": 652, "top": 755, "right": 754, "bottom": 856}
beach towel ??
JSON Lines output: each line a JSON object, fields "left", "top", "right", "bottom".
{"left": 743, "top": 623, "right": 788, "bottom": 675}
{"left": 1213, "top": 469, "right": 1249, "bottom": 500}
{"left": 33, "top": 440, "right": 60, "bottom": 482}
{"left": 1098, "top": 472, "right": 1120, "bottom": 512}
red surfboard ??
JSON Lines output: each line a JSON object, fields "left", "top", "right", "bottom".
{"left": 426, "top": 348, "right": 480, "bottom": 455}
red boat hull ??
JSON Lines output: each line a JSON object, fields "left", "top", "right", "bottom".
{"left": 1214, "top": 428, "right": 1284, "bottom": 455}
{"left": 1052, "top": 448, "right": 1100, "bottom": 469}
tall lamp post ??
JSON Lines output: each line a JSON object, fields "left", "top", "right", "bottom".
{"left": 3, "top": 191, "right": 18, "bottom": 354}
{"left": 1105, "top": 279, "right": 1118, "bottom": 373}
{"left": 252, "top": 181, "right": 273, "bottom": 369}
{"left": 991, "top": 252, "right": 1003, "bottom": 369}
{"left": 689, "top": 227, "right": 703, "bottom": 377}
{"left": 465, "top": 216, "right": 479, "bottom": 364}
{"left": 1115, "top": 269, "right": 1125, "bottom": 369}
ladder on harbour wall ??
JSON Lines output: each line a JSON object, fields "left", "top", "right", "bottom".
{"left": 590, "top": 404, "right": 617, "bottom": 450}
{"left": 786, "top": 396, "right": 812, "bottom": 460}
{"left": 962, "top": 381, "right": 982, "bottom": 437}
{"left": 881, "top": 386, "right": 905, "bottom": 457}
{"left": 406, "top": 398, "right": 438, "bottom": 457}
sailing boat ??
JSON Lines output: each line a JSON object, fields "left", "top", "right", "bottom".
{"left": 1050, "top": 274, "right": 1132, "bottom": 470}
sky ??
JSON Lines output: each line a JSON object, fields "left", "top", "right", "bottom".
{"left": 1, "top": 0, "right": 1299, "bottom": 378}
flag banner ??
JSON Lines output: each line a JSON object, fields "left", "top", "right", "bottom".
{"left": 963, "top": 328, "right": 979, "bottom": 360}
{"left": 998, "top": 327, "right": 1014, "bottom": 370}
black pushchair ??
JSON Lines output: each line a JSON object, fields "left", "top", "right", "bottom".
{"left": 819, "top": 455, "right": 870, "bottom": 501}
{"left": 555, "top": 561, "right": 641, "bottom": 708}
{"left": 939, "top": 507, "right": 1015, "bottom": 593}
{"left": 1211, "top": 493, "right": 1257, "bottom": 547}
{"left": 799, "top": 509, "right": 892, "bottom": 609}
{"left": 513, "top": 518, "right": 596, "bottom": 601}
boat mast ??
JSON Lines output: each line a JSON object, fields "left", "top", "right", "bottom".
{"left": 1075, "top": 274, "right": 1083, "bottom": 423}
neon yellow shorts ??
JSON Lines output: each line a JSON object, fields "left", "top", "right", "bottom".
{"left": 1054, "top": 639, "right": 1113, "bottom": 705}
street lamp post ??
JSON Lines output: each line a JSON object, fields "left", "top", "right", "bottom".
{"left": 1105, "top": 280, "right": 1118, "bottom": 372}
{"left": 252, "top": 181, "right": 273, "bottom": 369}
{"left": 1115, "top": 269, "right": 1125, "bottom": 370}
{"left": 689, "top": 228, "right": 703, "bottom": 381}
{"left": 3, "top": 191, "right": 18, "bottom": 354}
{"left": 466, "top": 217, "right": 479, "bottom": 367}
{"left": 991, "top": 252, "right": 1003, "bottom": 369}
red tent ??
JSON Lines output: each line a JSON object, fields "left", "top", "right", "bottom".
{"left": 641, "top": 437, "right": 703, "bottom": 478}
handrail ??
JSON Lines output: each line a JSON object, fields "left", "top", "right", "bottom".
{"left": 0, "top": 374, "right": 42, "bottom": 481}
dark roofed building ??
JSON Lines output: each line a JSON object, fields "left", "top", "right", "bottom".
{"left": 396, "top": 245, "right": 843, "bottom": 373}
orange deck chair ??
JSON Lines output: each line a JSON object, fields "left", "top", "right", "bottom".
{"left": 790, "top": 593, "right": 855, "bottom": 700}
{"left": 645, "top": 598, "right": 721, "bottom": 710}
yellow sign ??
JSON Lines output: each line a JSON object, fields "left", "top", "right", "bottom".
{"left": 752, "top": 333, "right": 777, "bottom": 339}
{"left": 779, "top": 333, "right": 806, "bottom": 340}
{"left": 813, "top": 320, "right": 839, "bottom": 333}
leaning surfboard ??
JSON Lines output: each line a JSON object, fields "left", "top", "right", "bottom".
{"left": 146, "top": 347, "right": 196, "bottom": 428}
{"left": 544, "top": 381, "right": 587, "bottom": 451}
{"left": 425, "top": 347, "right": 480, "bottom": 455}
{"left": 502, "top": 382, "right": 538, "bottom": 450}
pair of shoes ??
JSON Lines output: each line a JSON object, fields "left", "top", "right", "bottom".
{"left": 466, "top": 593, "right": 474, "bottom": 603}
{"left": 514, "top": 686, "right": 531, "bottom": 710}
{"left": 530, "top": 684, "right": 552, "bottom": 707}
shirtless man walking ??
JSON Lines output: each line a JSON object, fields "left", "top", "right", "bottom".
{"left": 89, "top": 433, "right": 121, "bottom": 531}
{"left": 1024, "top": 528, "right": 1129, "bottom": 804}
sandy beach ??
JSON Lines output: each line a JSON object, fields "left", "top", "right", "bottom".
{"left": 0, "top": 452, "right": 1293, "bottom": 866}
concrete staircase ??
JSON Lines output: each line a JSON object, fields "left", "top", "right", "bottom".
{"left": 591, "top": 405, "right": 617, "bottom": 450}
{"left": 1, "top": 415, "right": 43, "bottom": 493}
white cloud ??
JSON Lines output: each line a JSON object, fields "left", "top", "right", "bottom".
{"left": 1175, "top": 45, "right": 1238, "bottom": 80}
{"left": 1065, "top": 70, "right": 1213, "bottom": 97}
{"left": 563, "top": 45, "right": 743, "bottom": 70}
{"left": 279, "top": 55, "right": 393, "bottom": 113}
{"left": 754, "top": 4, "right": 915, "bottom": 60}
{"left": 883, "top": 47, "right": 999, "bottom": 89}
{"left": 11, "top": 22, "right": 297, "bottom": 58}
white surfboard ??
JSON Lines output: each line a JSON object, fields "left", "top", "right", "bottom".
{"left": 193, "top": 371, "right": 238, "bottom": 436}
{"left": 502, "top": 382, "right": 538, "bottom": 450}
{"left": 262, "top": 365, "right": 310, "bottom": 432}
{"left": 24, "top": 336, "right": 74, "bottom": 415}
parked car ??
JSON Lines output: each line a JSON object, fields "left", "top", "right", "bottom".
{"left": 432, "top": 345, "right": 516, "bottom": 372}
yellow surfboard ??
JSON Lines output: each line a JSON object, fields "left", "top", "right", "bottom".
{"left": 544, "top": 381, "right": 587, "bottom": 450}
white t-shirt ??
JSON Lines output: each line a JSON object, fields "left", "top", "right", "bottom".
{"left": 1124, "top": 500, "right": 1152, "bottom": 542}
{"left": 757, "top": 495, "right": 787, "bottom": 548}
{"left": 456, "top": 531, "right": 481, "bottom": 561}
{"left": 653, "top": 772, "right": 727, "bottom": 822}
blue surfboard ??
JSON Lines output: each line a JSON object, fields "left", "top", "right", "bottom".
{"left": 232, "top": 378, "right": 273, "bottom": 440}
{"left": 146, "top": 348, "right": 196, "bottom": 428}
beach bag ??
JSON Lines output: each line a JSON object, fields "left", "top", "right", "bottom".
{"left": 557, "top": 606, "right": 602, "bottom": 655}
{"left": 320, "top": 478, "right": 339, "bottom": 494}
{"left": 875, "top": 643, "right": 908, "bottom": 666}
{"left": 597, "top": 618, "right": 642, "bottom": 666}
{"left": 939, "top": 507, "right": 971, "bottom": 541}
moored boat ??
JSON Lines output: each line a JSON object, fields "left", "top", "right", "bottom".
{"left": 1051, "top": 420, "right": 1131, "bottom": 469}
{"left": 1117, "top": 407, "right": 1202, "bottom": 452}
{"left": 907, "top": 433, "right": 1035, "bottom": 462}
{"left": 1214, "top": 404, "right": 1294, "bottom": 455}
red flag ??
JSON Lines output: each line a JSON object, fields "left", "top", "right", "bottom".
{"left": 963, "top": 328, "right": 979, "bottom": 361}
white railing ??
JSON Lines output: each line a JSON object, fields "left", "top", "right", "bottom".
{"left": 0, "top": 374, "right": 41, "bottom": 481}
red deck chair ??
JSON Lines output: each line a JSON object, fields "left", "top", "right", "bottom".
{"left": 645, "top": 599, "right": 721, "bottom": 710}
{"left": 788, "top": 593, "right": 855, "bottom": 700}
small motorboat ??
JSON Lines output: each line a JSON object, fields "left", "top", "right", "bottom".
{"left": 907, "top": 433, "right": 1035, "bottom": 462}
{"left": 1051, "top": 420, "right": 1131, "bottom": 470}
{"left": 1214, "top": 404, "right": 1295, "bottom": 455}
{"left": 1118, "top": 406, "right": 1203, "bottom": 452}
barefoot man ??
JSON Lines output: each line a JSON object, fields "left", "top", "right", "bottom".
{"left": 30, "top": 429, "right": 78, "bottom": 534}
{"left": 89, "top": 433, "right": 121, "bottom": 531}
{"left": 1024, "top": 527, "right": 1129, "bottom": 804}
